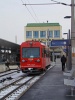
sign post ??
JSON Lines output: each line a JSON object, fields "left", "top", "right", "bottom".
{"left": 66, "top": 29, "right": 72, "bottom": 70}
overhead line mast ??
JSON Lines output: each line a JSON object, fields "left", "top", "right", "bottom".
{"left": 51, "top": 0, "right": 71, "bottom": 6}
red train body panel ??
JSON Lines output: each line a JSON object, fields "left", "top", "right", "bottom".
{"left": 20, "top": 40, "right": 50, "bottom": 73}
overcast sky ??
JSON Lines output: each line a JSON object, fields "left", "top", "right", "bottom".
{"left": 0, "top": 0, "right": 71, "bottom": 44}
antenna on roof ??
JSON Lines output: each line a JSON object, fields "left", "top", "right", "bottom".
{"left": 15, "top": 35, "right": 17, "bottom": 44}
{"left": 47, "top": 20, "right": 48, "bottom": 23}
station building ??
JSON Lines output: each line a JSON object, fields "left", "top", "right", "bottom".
{"left": 24, "top": 23, "right": 63, "bottom": 61}
{"left": 0, "top": 38, "right": 20, "bottom": 64}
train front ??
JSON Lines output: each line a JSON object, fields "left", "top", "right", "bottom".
{"left": 20, "top": 41, "right": 42, "bottom": 73}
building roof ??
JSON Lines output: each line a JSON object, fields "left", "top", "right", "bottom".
{"left": 0, "top": 38, "right": 20, "bottom": 50}
{"left": 26, "top": 23, "right": 60, "bottom": 27}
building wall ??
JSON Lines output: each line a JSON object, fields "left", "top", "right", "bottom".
{"left": 24, "top": 25, "right": 62, "bottom": 43}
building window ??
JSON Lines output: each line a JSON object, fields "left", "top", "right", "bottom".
{"left": 49, "top": 31, "right": 53, "bottom": 38}
{"left": 26, "top": 31, "right": 32, "bottom": 38}
{"left": 33, "top": 31, "right": 39, "bottom": 38}
{"left": 54, "top": 30, "right": 60, "bottom": 38}
{"left": 40, "top": 31, "right": 46, "bottom": 38}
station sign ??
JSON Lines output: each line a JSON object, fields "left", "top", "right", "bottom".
{"left": 51, "top": 40, "right": 68, "bottom": 46}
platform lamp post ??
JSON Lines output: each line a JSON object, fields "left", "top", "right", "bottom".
{"left": 64, "top": 16, "right": 71, "bottom": 19}
{"left": 63, "top": 29, "right": 72, "bottom": 70}
{"left": 64, "top": 15, "right": 72, "bottom": 70}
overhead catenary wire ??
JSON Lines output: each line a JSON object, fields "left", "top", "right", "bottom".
{"left": 22, "top": 1, "right": 62, "bottom": 23}
{"left": 21, "top": 0, "right": 38, "bottom": 23}
{"left": 21, "top": 0, "right": 71, "bottom": 23}
{"left": 21, "top": 0, "right": 53, "bottom": 33}
{"left": 21, "top": 0, "right": 24, "bottom": 4}
{"left": 23, "top": 0, "right": 71, "bottom": 6}
{"left": 26, "top": 0, "right": 40, "bottom": 23}
{"left": 21, "top": 0, "right": 71, "bottom": 24}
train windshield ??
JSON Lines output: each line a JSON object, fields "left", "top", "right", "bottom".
{"left": 22, "top": 47, "right": 40, "bottom": 58}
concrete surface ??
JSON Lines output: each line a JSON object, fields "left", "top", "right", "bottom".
{"left": 19, "top": 63, "right": 75, "bottom": 100}
{"left": 0, "top": 64, "right": 18, "bottom": 73}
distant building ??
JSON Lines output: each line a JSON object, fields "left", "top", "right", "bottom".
{"left": 24, "top": 23, "right": 62, "bottom": 44}
{"left": 24, "top": 23, "right": 63, "bottom": 61}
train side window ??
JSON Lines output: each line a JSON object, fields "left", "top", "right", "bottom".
{"left": 42, "top": 52, "right": 44, "bottom": 57}
{"left": 47, "top": 50, "right": 49, "bottom": 57}
{"left": 46, "top": 50, "right": 48, "bottom": 57}
{"left": 44, "top": 50, "right": 46, "bottom": 57}
{"left": 44, "top": 49, "right": 46, "bottom": 54}
{"left": 42, "top": 48, "right": 44, "bottom": 57}
{"left": 42, "top": 48, "right": 45, "bottom": 57}
{"left": 49, "top": 51, "right": 50, "bottom": 57}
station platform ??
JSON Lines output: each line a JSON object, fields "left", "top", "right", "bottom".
{"left": 19, "top": 63, "right": 75, "bottom": 100}
{"left": 0, "top": 64, "right": 18, "bottom": 73}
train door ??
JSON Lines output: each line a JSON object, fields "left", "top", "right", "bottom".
{"left": 42, "top": 47, "right": 46, "bottom": 69}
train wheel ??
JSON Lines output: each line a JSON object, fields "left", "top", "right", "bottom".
{"left": 40, "top": 68, "right": 46, "bottom": 73}
{"left": 44, "top": 68, "right": 47, "bottom": 72}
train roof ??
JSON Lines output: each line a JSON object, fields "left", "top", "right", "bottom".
{"left": 0, "top": 38, "right": 20, "bottom": 50}
{"left": 21, "top": 40, "right": 46, "bottom": 46}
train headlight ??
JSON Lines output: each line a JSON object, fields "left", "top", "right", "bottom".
{"left": 36, "top": 59, "right": 40, "bottom": 62}
{"left": 22, "top": 59, "right": 25, "bottom": 62}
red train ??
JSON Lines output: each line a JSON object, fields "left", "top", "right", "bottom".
{"left": 20, "top": 40, "right": 51, "bottom": 73}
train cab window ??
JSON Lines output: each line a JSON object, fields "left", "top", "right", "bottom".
{"left": 22, "top": 47, "right": 40, "bottom": 58}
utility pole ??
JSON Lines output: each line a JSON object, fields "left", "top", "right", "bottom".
{"left": 71, "top": 0, "right": 75, "bottom": 68}
{"left": 67, "top": 29, "right": 72, "bottom": 70}
{"left": 47, "top": 29, "right": 49, "bottom": 47}
{"left": 15, "top": 35, "right": 17, "bottom": 44}
{"left": 63, "top": 30, "right": 72, "bottom": 70}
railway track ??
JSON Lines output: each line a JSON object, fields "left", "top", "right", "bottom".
{"left": 0, "top": 75, "right": 43, "bottom": 100}
{"left": 0, "top": 70, "right": 18, "bottom": 77}
{"left": 0, "top": 65, "right": 53, "bottom": 100}
{"left": 0, "top": 70, "right": 22, "bottom": 84}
